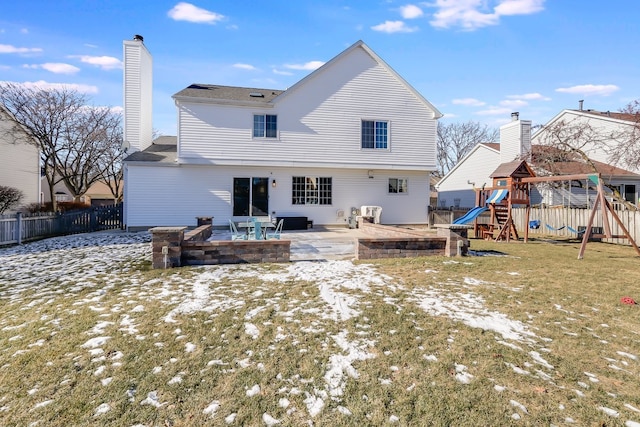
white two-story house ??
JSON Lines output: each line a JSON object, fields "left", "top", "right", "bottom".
{"left": 122, "top": 37, "right": 442, "bottom": 229}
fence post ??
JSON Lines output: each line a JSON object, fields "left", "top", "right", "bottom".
{"left": 90, "top": 209, "right": 97, "bottom": 232}
{"left": 16, "top": 212, "right": 22, "bottom": 245}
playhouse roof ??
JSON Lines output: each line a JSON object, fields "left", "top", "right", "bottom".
{"left": 489, "top": 160, "right": 536, "bottom": 179}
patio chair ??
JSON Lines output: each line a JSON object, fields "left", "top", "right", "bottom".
{"left": 229, "top": 220, "right": 246, "bottom": 240}
{"left": 266, "top": 219, "right": 284, "bottom": 240}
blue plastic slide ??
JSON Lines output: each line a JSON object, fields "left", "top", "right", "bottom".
{"left": 453, "top": 206, "right": 489, "bottom": 224}
{"left": 452, "top": 189, "right": 509, "bottom": 225}
{"left": 486, "top": 188, "right": 508, "bottom": 204}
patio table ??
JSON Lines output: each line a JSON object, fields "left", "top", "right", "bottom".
{"left": 237, "top": 221, "right": 275, "bottom": 240}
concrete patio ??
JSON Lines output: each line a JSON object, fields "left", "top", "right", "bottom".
{"left": 208, "top": 227, "right": 371, "bottom": 261}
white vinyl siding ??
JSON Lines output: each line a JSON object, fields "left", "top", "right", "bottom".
{"left": 176, "top": 47, "right": 437, "bottom": 170}
{"left": 436, "top": 145, "right": 500, "bottom": 208}
{"left": 124, "top": 165, "right": 429, "bottom": 227}
{"left": 123, "top": 40, "right": 153, "bottom": 152}
{"left": 0, "top": 110, "right": 40, "bottom": 207}
{"left": 499, "top": 120, "right": 531, "bottom": 164}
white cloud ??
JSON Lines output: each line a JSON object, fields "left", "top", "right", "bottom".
{"left": 109, "top": 106, "right": 124, "bottom": 114}
{"left": 24, "top": 63, "right": 80, "bottom": 74}
{"left": 494, "top": 0, "right": 545, "bottom": 16}
{"left": 452, "top": 98, "right": 485, "bottom": 106}
{"left": 233, "top": 63, "right": 256, "bottom": 71}
{"left": 427, "top": 0, "right": 545, "bottom": 31}
{"left": 84, "top": 43, "right": 99, "bottom": 48}
{"left": 70, "top": 55, "right": 122, "bottom": 70}
{"left": 0, "top": 44, "right": 42, "bottom": 54}
{"left": 1, "top": 80, "right": 99, "bottom": 94}
{"left": 428, "top": 0, "right": 498, "bottom": 30}
{"left": 272, "top": 69, "right": 293, "bottom": 76}
{"left": 499, "top": 99, "right": 528, "bottom": 107}
{"left": 167, "top": 2, "right": 225, "bottom": 24}
{"left": 283, "top": 61, "right": 325, "bottom": 71}
{"left": 555, "top": 84, "right": 619, "bottom": 96}
{"left": 506, "top": 92, "right": 551, "bottom": 101}
{"left": 475, "top": 106, "right": 513, "bottom": 116}
{"left": 400, "top": 4, "right": 424, "bottom": 19}
{"left": 371, "top": 20, "right": 418, "bottom": 33}
{"left": 20, "top": 28, "right": 29, "bottom": 34}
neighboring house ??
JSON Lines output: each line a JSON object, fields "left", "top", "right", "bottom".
{"left": 122, "top": 38, "right": 442, "bottom": 229}
{"left": 40, "top": 178, "right": 121, "bottom": 206}
{"left": 436, "top": 111, "right": 640, "bottom": 208}
{"left": 0, "top": 106, "right": 40, "bottom": 210}
{"left": 533, "top": 107, "right": 640, "bottom": 174}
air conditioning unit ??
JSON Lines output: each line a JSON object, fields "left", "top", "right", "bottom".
{"left": 360, "top": 205, "right": 382, "bottom": 224}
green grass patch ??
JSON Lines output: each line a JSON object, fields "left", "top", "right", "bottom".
{"left": 1, "top": 238, "right": 639, "bottom": 425}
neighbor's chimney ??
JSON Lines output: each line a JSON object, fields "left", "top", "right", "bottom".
{"left": 579, "top": 99, "right": 584, "bottom": 111}
{"left": 511, "top": 112, "right": 519, "bottom": 121}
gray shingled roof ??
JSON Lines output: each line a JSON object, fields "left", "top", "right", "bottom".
{"left": 173, "top": 84, "right": 283, "bottom": 103}
{"left": 124, "top": 136, "right": 177, "bottom": 164}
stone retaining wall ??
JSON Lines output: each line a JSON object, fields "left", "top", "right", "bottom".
{"left": 150, "top": 224, "right": 290, "bottom": 268}
{"left": 182, "top": 240, "right": 290, "bottom": 265}
{"left": 355, "top": 219, "right": 469, "bottom": 259}
{"left": 356, "top": 237, "right": 448, "bottom": 259}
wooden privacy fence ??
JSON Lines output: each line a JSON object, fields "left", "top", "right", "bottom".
{"left": 512, "top": 207, "right": 640, "bottom": 244}
{"left": 432, "top": 206, "right": 640, "bottom": 245}
{"left": 0, "top": 203, "right": 123, "bottom": 246}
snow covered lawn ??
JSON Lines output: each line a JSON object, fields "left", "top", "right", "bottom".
{"left": 0, "top": 232, "right": 639, "bottom": 426}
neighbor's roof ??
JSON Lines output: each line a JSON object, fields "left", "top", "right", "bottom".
{"left": 481, "top": 142, "right": 500, "bottom": 151}
{"left": 573, "top": 109, "right": 640, "bottom": 123}
{"left": 530, "top": 146, "right": 639, "bottom": 177}
{"left": 173, "top": 84, "right": 283, "bottom": 103}
{"left": 124, "top": 136, "right": 177, "bottom": 164}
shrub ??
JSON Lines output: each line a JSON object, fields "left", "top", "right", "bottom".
{"left": 23, "top": 201, "right": 91, "bottom": 214}
{"left": 0, "top": 186, "right": 24, "bottom": 214}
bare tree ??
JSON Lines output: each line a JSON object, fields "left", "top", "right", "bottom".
{"left": 531, "top": 108, "right": 639, "bottom": 209}
{"left": 0, "top": 186, "right": 24, "bottom": 214}
{"left": 0, "top": 83, "right": 122, "bottom": 209}
{"left": 97, "top": 123, "right": 125, "bottom": 202}
{"left": 437, "top": 121, "right": 498, "bottom": 176}
{"left": 57, "top": 107, "right": 122, "bottom": 202}
{"left": 609, "top": 100, "right": 640, "bottom": 172}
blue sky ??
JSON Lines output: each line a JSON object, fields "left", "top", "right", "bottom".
{"left": 1, "top": 1, "right": 638, "bottom": 136}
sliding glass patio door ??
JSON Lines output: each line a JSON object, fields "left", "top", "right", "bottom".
{"left": 233, "top": 177, "right": 269, "bottom": 216}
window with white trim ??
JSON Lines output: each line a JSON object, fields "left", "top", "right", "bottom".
{"left": 361, "top": 120, "right": 388, "bottom": 149}
{"left": 292, "top": 176, "right": 332, "bottom": 205}
{"left": 253, "top": 114, "right": 278, "bottom": 138}
{"left": 388, "top": 178, "right": 408, "bottom": 194}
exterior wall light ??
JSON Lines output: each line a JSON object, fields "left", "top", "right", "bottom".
{"left": 272, "top": 179, "right": 277, "bottom": 188}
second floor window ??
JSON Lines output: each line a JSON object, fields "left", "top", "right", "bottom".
{"left": 362, "top": 120, "right": 388, "bottom": 149}
{"left": 253, "top": 114, "right": 278, "bottom": 138}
